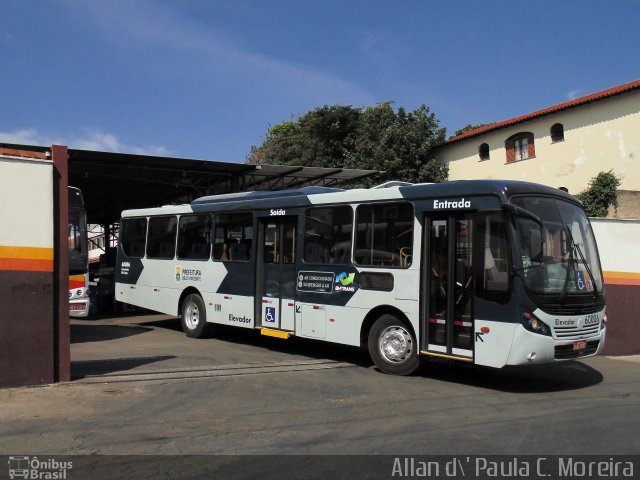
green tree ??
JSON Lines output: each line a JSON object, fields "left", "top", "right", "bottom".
{"left": 247, "top": 102, "right": 448, "bottom": 188}
{"left": 247, "top": 105, "right": 361, "bottom": 167}
{"left": 452, "top": 123, "right": 489, "bottom": 138}
{"left": 343, "top": 102, "right": 447, "bottom": 187}
{"left": 575, "top": 170, "right": 621, "bottom": 217}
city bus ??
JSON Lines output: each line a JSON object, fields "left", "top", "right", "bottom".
{"left": 115, "top": 180, "right": 606, "bottom": 375}
{"left": 68, "top": 186, "right": 90, "bottom": 317}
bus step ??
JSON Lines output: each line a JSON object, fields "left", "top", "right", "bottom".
{"left": 260, "top": 328, "right": 291, "bottom": 340}
{"left": 420, "top": 351, "right": 473, "bottom": 362}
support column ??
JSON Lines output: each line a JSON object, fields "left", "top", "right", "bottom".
{"left": 52, "top": 145, "right": 70, "bottom": 383}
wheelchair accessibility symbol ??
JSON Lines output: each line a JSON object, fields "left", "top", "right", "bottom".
{"left": 264, "top": 307, "right": 276, "bottom": 323}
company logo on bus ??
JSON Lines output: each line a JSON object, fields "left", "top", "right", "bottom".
{"left": 335, "top": 272, "right": 356, "bottom": 292}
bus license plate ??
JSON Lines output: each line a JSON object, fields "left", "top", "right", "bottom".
{"left": 573, "top": 340, "right": 587, "bottom": 351}
{"left": 70, "top": 303, "right": 85, "bottom": 311}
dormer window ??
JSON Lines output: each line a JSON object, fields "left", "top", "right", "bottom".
{"left": 479, "top": 143, "right": 490, "bottom": 161}
{"left": 551, "top": 123, "right": 564, "bottom": 143}
{"left": 506, "top": 132, "right": 534, "bottom": 163}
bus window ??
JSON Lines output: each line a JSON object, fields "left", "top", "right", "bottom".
{"left": 354, "top": 203, "right": 413, "bottom": 268}
{"left": 213, "top": 213, "right": 253, "bottom": 262}
{"left": 146, "top": 216, "right": 178, "bottom": 259}
{"left": 120, "top": 218, "right": 147, "bottom": 258}
{"left": 177, "top": 214, "right": 212, "bottom": 260}
{"left": 475, "top": 213, "right": 509, "bottom": 301}
{"left": 303, "top": 206, "right": 353, "bottom": 265}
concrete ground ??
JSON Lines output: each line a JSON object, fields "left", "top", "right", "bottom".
{"left": 0, "top": 313, "right": 638, "bottom": 477}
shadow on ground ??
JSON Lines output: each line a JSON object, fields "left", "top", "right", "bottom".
{"left": 144, "top": 317, "right": 371, "bottom": 366}
{"left": 71, "top": 324, "right": 152, "bottom": 344}
{"left": 75, "top": 316, "right": 604, "bottom": 392}
{"left": 416, "top": 357, "right": 603, "bottom": 393}
{"left": 72, "top": 355, "right": 177, "bottom": 379}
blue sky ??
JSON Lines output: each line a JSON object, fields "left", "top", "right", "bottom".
{"left": 2, "top": 0, "right": 639, "bottom": 162}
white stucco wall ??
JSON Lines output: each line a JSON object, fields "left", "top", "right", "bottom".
{"left": 438, "top": 90, "right": 640, "bottom": 194}
{"left": 590, "top": 218, "right": 640, "bottom": 284}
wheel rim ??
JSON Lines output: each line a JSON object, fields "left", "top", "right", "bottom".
{"left": 379, "top": 325, "right": 413, "bottom": 363}
{"left": 184, "top": 302, "right": 200, "bottom": 330}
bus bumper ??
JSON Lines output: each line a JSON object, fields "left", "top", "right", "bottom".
{"left": 506, "top": 325, "right": 606, "bottom": 365}
{"left": 69, "top": 299, "right": 90, "bottom": 318}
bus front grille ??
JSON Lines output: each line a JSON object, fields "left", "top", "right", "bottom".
{"left": 539, "top": 303, "right": 603, "bottom": 316}
{"left": 553, "top": 323, "right": 601, "bottom": 340}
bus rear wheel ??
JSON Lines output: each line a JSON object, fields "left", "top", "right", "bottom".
{"left": 181, "top": 294, "right": 215, "bottom": 338}
{"left": 368, "top": 314, "right": 420, "bottom": 375}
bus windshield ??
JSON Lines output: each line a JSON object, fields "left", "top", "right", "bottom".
{"left": 511, "top": 196, "right": 604, "bottom": 296}
{"left": 68, "top": 206, "right": 88, "bottom": 274}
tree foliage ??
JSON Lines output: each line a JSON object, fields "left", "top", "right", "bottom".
{"left": 575, "top": 170, "right": 621, "bottom": 217}
{"left": 247, "top": 102, "right": 448, "bottom": 187}
{"left": 452, "top": 123, "right": 489, "bottom": 138}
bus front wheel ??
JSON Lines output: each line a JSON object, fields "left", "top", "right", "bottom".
{"left": 368, "top": 314, "right": 420, "bottom": 375}
{"left": 181, "top": 294, "right": 215, "bottom": 338}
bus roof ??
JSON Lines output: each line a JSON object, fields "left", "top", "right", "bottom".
{"left": 121, "top": 180, "right": 579, "bottom": 217}
{"left": 189, "top": 180, "right": 577, "bottom": 210}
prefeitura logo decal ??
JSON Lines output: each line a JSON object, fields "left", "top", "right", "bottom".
{"left": 176, "top": 266, "right": 202, "bottom": 282}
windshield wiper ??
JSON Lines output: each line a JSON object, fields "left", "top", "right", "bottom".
{"left": 560, "top": 241, "right": 575, "bottom": 301}
{"left": 564, "top": 227, "right": 599, "bottom": 298}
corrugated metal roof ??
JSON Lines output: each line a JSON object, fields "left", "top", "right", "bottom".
{"left": 0, "top": 143, "right": 380, "bottom": 224}
{"left": 446, "top": 78, "right": 640, "bottom": 144}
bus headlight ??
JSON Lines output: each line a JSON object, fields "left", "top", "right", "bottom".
{"left": 601, "top": 308, "right": 608, "bottom": 331}
{"left": 522, "top": 312, "right": 551, "bottom": 336}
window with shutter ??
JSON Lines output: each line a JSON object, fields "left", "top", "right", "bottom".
{"left": 505, "top": 133, "right": 534, "bottom": 163}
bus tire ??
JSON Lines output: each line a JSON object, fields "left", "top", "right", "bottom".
{"left": 368, "top": 314, "right": 420, "bottom": 375}
{"left": 181, "top": 294, "right": 215, "bottom": 338}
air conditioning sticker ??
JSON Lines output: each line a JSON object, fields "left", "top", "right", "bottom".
{"left": 297, "top": 271, "right": 335, "bottom": 293}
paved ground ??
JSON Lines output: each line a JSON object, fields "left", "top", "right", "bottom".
{"left": 1, "top": 313, "right": 639, "bottom": 464}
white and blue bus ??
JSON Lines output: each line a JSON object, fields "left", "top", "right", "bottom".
{"left": 115, "top": 180, "right": 606, "bottom": 375}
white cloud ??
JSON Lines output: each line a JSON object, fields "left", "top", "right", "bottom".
{"left": 69, "top": 0, "right": 372, "bottom": 104}
{"left": 0, "top": 128, "right": 169, "bottom": 156}
{"left": 567, "top": 88, "right": 584, "bottom": 100}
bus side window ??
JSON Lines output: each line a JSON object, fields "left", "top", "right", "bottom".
{"left": 120, "top": 217, "right": 148, "bottom": 258}
{"left": 146, "top": 216, "right": 178, "bottom": 260}
{"left": 213, "top": 213, "right": 253, "bottom": 262}
{"left": 304, "top": 206, "right": 353, "bottom": 265}
{"left": 177, "top": 214, "right": 212, "bottom": 261}
{"left": 354, "top": 202, "right": 413, "bottom": 268}
{"left": 476, "top": 213, "right": 509, "bottom": 301}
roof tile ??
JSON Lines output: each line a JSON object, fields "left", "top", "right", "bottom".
{"left": 446, "top": 79, "right": 640, "bottom": 144}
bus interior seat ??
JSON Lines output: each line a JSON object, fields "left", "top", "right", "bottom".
{"left": 129, "top": 243, "right": 144, "bottom": 258}
{"left": 190, "top": 243, "right": 209, "bottom": 259}
{"left": 332, "top": 243, "right": 350, "bottom": 264}
{"left": 159, "top": 243, "right": 175, "bottom": 259}
{"left": 230, "top": 241, "right": 249, "bottom": 261}
{"left": 305, "top": 241, "right": 329, "bottom": 264}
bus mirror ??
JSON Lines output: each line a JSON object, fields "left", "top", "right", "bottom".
{"left": 503, "top": 203, "right": 543, "bottom": 228}
{"left": 529, "top": 229, "right": 543, "bottom": 262}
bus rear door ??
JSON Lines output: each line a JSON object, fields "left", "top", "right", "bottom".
{"left": 256, "top": 217, "right": 297, "bottom": 332}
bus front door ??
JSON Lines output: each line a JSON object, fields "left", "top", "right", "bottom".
{"left": 257, "top": 217, "right": 297, "bottom": 331}
{"left": 423, "top": 214, "right": 474, "bottom": 360}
